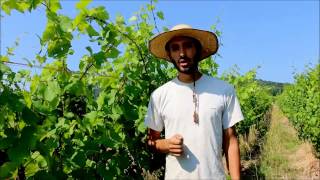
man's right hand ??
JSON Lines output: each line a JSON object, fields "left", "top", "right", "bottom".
{"left": 147, "top": 129, "right": 184, "bottom": 156}
{"left": 167, "top": 134, "right": 184, "bottom": 156}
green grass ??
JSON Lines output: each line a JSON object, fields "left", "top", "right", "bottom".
{"left": 259, "top": 106, "right": 301, "bottom": 179}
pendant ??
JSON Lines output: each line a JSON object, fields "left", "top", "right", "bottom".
{"left": 193, "top": 111, "right": 199, "bottom": 124}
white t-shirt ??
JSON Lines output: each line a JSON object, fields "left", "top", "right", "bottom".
{"left": 144, "top": 74, "right": 244, "bottom": 180}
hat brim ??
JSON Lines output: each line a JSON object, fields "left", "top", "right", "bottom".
{"left": 149, "top": 28, "right": 219, "bottom": 61}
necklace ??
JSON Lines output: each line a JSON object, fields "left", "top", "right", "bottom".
{"left": 193, "top": 79, "right": 199, "bottom": 124}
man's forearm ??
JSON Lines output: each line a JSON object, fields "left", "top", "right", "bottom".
{"left": 148, "top": 138, "right": 169, "bottom": 153}
{"left": 227, "top": 138, "right": 241, "bottom": 180}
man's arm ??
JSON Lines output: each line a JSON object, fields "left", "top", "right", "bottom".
{"left": 223, "top": 126, "right": 241, "bottom": 180}
{"left": 147, "top": 128, "right": 184, "bottom": 156}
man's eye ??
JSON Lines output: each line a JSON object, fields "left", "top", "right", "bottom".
{"left": 170, "top": 45, "right": 179, "bottom": 51}
{"left": 185, "top": 42, "right": 193, "bottom": 49}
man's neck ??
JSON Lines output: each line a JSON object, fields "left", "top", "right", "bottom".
{"left": 177, "top": 71, "right": 202, "bottom": 83}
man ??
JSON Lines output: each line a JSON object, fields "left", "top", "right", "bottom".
{"left": 145, "top": 24, "right": 243, "bottom": 179}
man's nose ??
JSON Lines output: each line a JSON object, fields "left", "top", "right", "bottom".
{"left": 179, "top": 48, "right": 186, "bottom": 57}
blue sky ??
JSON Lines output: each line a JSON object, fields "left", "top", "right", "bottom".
{"left": 1, "top": 0, "right": 319, "bottom": 83}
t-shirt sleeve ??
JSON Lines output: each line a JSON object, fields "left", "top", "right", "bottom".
{"left": 222, "top": 86, "right": 244, "bottom": 129}
{"left": 144, "top": 93, "right": 164, "bottom": 132}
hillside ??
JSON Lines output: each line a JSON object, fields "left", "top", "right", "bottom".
{"left": 257, "top": 79, "right": 290, "bottom": 96}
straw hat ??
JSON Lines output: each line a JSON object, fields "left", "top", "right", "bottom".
{"left": 149, "top": 24, "right": 219, "bottom": 61}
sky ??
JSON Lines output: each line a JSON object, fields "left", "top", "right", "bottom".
{"left": 1, "top": 0, "right": 319, "bottom": 83}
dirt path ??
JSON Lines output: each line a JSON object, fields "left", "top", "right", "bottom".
{"left": 259, "top": 105, "right": 320, "bottom": 179}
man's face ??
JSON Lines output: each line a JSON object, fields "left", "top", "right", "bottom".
{"left": 167, "top": 36, "right": 199, "bottom": 74}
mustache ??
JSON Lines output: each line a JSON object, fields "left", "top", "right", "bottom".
{"left": 179, "top": 56, "right": 191, "bottom": 61}
{"left": 171, "top": 58, "right": 199, "bottom": 74}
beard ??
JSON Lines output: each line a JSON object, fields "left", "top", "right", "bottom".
{"left": 171, "top": 57, "right": 199, "bottom": 75}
